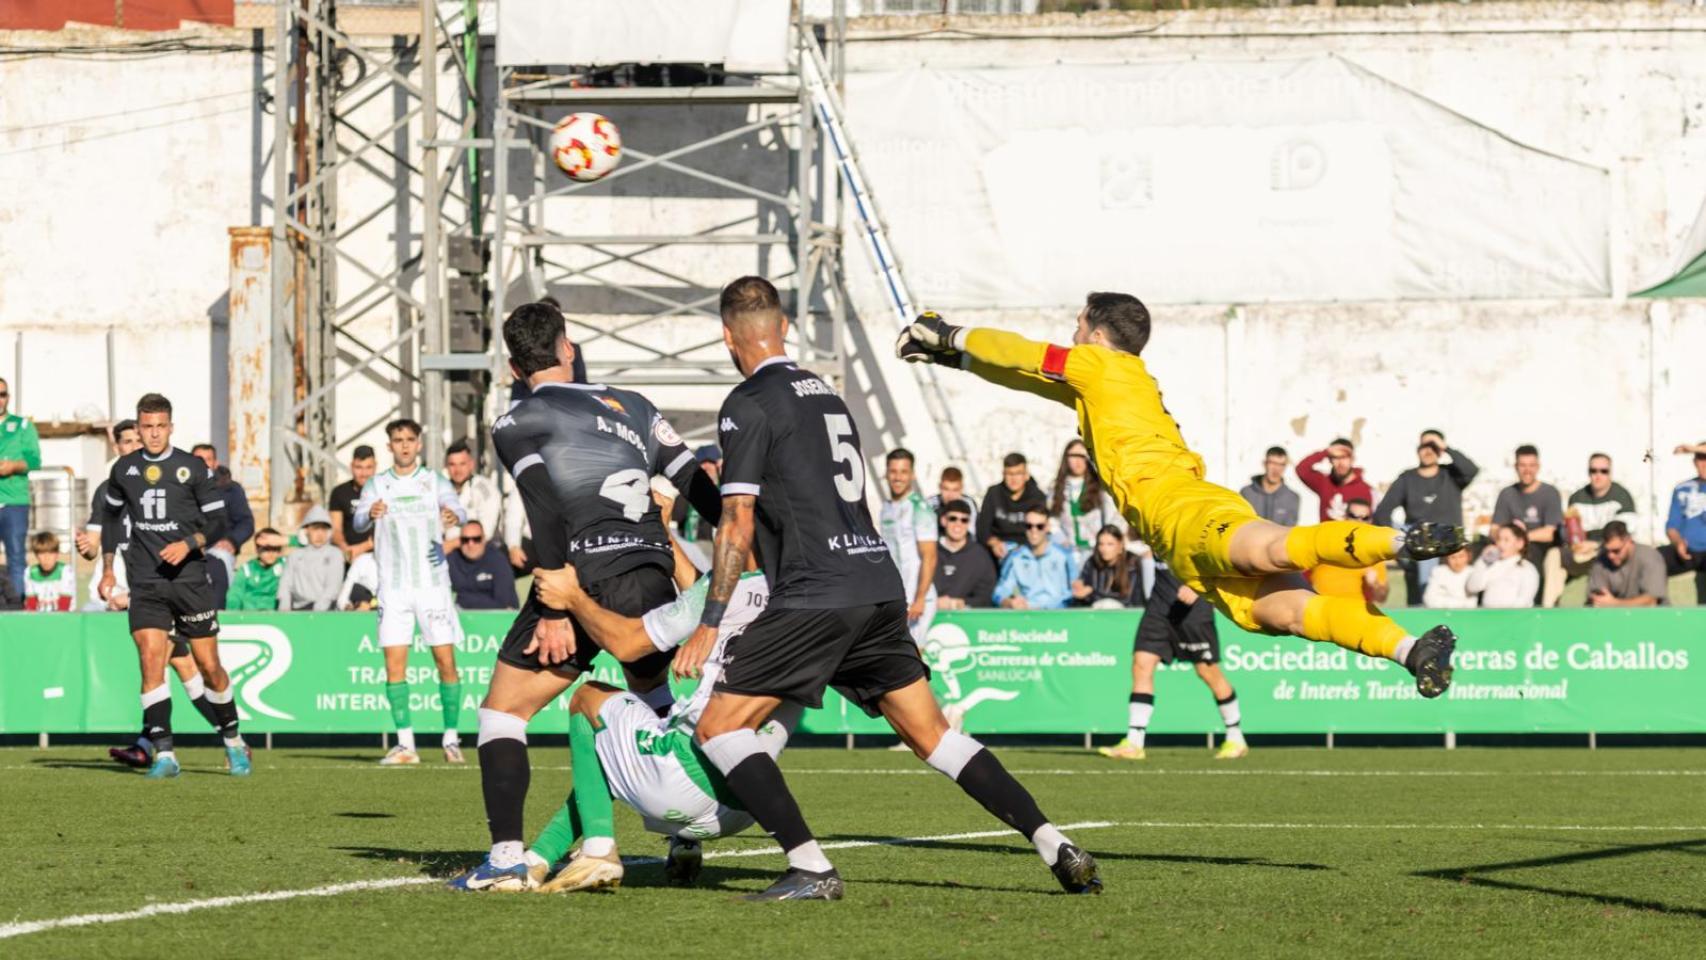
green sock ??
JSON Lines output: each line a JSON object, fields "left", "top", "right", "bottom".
{"left": 384, "top": 681, "right": 411, "bottom": 730}
{"left": 569, "top": 713, "right": 615, "bottom": 846}
{"left": 440, "top": 681, "right": 461, "bottom": 730}
{"left": 529, "top": 793, "right": 581, "bottom": 866}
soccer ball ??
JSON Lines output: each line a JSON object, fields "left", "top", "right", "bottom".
{"left": 550, "top": 113, "right": 622, "bottom": 182}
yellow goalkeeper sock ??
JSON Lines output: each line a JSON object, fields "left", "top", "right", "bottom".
{"left": 1284, "top": 521, "right": 1400, "bottom": 571}
{"left": 1300, "top": 594, "right": 1408, "bottom": 661}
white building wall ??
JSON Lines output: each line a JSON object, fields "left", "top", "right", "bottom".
{"left": 1, "top": 3, "right": 1704, "bottom": 540}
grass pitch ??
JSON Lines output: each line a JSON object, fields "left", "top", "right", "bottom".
{"left": 3, "top": 744, "right": 1703, "bottom": 958}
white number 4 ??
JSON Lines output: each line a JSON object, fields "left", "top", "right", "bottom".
{"left": 824, "top": 414, "right": 864, "bottom": 503}
{"left": 600, "top": 468, "right": 652, "bottom": 522}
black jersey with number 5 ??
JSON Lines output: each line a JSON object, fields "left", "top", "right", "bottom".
{"left": 491, "top": 381, "right": 717, "bottom": 584}
{"left": 716, "top": 358, "right": 904, "bottom": 610}
{"left": 99, "top": 447, "right": 227, "bottom": 584}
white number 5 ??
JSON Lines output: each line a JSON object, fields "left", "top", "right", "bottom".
{"left": 600, "top": 468, "right": 652, "bottom": 521}
{"left": 824, "top": 414, "right": 864, "bottom": 503}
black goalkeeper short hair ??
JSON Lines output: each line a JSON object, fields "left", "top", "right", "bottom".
{"left": 1084, "top": 292, "right": 1151, "bottom": 355}
{"left": 504, "top": 301, "right": 568, "bottom": 377}
{"left": 136, "top": 393, "right": 173, "bottom": 418}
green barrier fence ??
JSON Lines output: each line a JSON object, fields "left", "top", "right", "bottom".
{"left": 1, "top": 608, "right": 1700, "bottom": 735}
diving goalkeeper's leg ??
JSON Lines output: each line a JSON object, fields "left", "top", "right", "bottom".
{"left": 1228, "top": 519, "right": 1464, "bottom": 577}
{"left": 1250, "top": 577, "right": 1456, "bottom": 699}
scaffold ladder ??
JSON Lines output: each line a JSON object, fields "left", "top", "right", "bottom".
{"left": 800, "top": 38, "right": 973, "bottom": 479}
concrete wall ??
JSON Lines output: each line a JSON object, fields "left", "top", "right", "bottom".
{"left": 3, "top": 3, "right": 1705, "bottom": 540}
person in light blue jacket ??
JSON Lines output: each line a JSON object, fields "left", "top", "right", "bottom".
{"left": 993, "top": 508, "right": 1076, "bottom": 610}
{"left": 1660, "top": 443, "right": 1706, "bottom": 604}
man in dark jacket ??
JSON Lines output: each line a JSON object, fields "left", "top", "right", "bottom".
{"left": 976, "top": 452, "right": 1048, "bottom": 564}
{"left": 1239, "top": 446, "right": 1300, "bottom": 526}
{"left": 448, "top": 520, "right": 517, "bottom": 610}
{"left": 934, "top": 499, "right": 997, "bottom": 608}
{"left": 1373, "top": 430, "right": 1478, "bottom": 605}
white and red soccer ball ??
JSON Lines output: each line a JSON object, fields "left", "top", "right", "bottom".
{"left": 550, "top": 112, "right": 622, "bottom": 182}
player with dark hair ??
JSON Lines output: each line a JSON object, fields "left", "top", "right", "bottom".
{"left": 354, "top": 418, "right": 468, "bottom": 766}
{"left": 96, "top": 393, "right": 249, "bottom": 778}
{"left": 449, "top": 298, "right": 725, "bottom": 892}
{"left": 669, "top": 276, "right": 1100, "bottom": 901}
{"left": 898, "top": 292, "right": 1464, "bottom": 698}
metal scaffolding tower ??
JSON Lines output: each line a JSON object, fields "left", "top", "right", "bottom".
{"left": 267, "top": 0, "right": 479, "bottom": 519}
{"left": 487, "top": 7, "right": 851, "bottom": 403}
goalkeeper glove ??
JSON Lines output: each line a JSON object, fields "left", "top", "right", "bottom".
{"left": 894, "top": 311, "right": 963, "bottom": 363}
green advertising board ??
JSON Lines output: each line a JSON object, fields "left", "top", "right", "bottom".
{"left": 0, "top": 607, "right": 1701, "bottom": 736}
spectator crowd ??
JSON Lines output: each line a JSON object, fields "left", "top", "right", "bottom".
{"left": 2, "top": 370, "right": 1703, "bottom": 619}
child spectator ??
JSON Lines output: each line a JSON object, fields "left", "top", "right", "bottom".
{"left": 227, "top": 528, "right": 288, "bottom": 610}
{"left": 339, "top": 551, "right": 380, "bottom": 611}
{"left": 1422, "top": 547, "right": 1478, "bottom": 609}
{"left": 1467, "top": 523, "right": 1539, "bottom": 608}
{"left": 277, "top": 506, "right": 345, "bottom": 611}
{"left": 24, "top": 531, "right": 75, "bottom": 611}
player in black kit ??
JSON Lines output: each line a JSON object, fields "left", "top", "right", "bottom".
{"left": 450, "top": 301, "right": 724, "bottom": 892}
{"left": 96, "top": 393, "right": 249, "bottom": 779}
{"left": 671, "top": 277, "right": 1101, "bottom": 900}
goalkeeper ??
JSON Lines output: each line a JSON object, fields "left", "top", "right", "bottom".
{"left": 898, "top": 294, "right": 1463, "bottom": 698}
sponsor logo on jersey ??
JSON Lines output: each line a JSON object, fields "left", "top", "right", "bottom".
{"left": 720, "top": 417, "right": 738, "bottom": 433}
{"left": 144, "top": 465, "right": 162, "bottom": 484}
{"left": 652, "top": 416, "right": 682, "bottom": 447}
{"left": 175, "top": 466, "right": 191, "bottom": 483}
{"left": 596, "top": 395, "right": 628, "bottom": 415}
{"left": 492, "top": 413, "right": 517, "bottom": 431}
{"left": 127, "top": 466, "right": 140, "bottom": 476}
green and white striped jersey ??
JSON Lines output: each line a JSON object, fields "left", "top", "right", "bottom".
{"left": 352, "top": 466, "right": 466, "bottom": 594}
{"left": 879, "top": 488, "right": 938, "bottom": 603}
{"left": 641, "top": 571, "right": 769, "bottom": 729}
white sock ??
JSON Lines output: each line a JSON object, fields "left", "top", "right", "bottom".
{"left": 182, "top": 673, "right": 206, "bottom": 700}
{"left": 1393, "top": 636, "right": 1418, "bottom": 667}
{"left": 442, "top": 728, "right": 460, "bottom": 747}
{"left": 1031, "top": 823, "right": 1068, "bottom": 866}
{"left": 524, "top": 849, "right": 549, "bottom": 870}
{"left": 1128, "top": 695, "right": 1154, "bottom": 748}
{"left": 396, "top": 727, "right": 417, "bottom": 752}
{"left": 581, "top": 836, "right": 616, "bottom": 858}
{"left": 1217, "top": 695, "right": 1245, "bottom": 745}
{"left": 786, "top": 840, "right": 834, "bottom": 873}
{"left": 489, "top": 840, "right": 525, "bottom": 869}
{"left": 157, "top": 749, "right": 177, "bottom": 761}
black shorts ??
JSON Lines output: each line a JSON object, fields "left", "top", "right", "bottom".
{"left": 499, "top": 563, "right": 676, "bottom": 677}
{"left": 1135, "top": 573, "right": 1219, "bottom": 665}
{"left": 715, "top": 599, "right": 929, "bottom": 716}
{"left": 127, "top": 578, "right": 220, "bottom": 639}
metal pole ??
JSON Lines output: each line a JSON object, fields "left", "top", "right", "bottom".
{"left": 491, "top": 86, "right": 509, "bottom": 394}
{"left": 420, "top": 0, "right": 445, "bottom": 464}
{"left": 106, "top": 328, "right": 117, "bottom": 420}
{"left": 793, "top": 8, "right": 815, "bottom": 360}
{"left": 463, "top": 0, "right": 482, "bottom": 240}
{"left": 270, "top": 0, "right": 294, "bottom": 526}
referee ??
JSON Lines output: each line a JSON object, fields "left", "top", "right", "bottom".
{"left": 672, "top": 277, "right": 1102, "bottom": 901}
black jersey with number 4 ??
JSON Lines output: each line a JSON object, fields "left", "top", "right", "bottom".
{"left": 717, "top": 358, "right": 904, "bottom": 610}
{"left": 491, "top": 381, "right": 715, "bottom": 584}
{"left": 99, "top": 447, "right": 227, "bottom": 584}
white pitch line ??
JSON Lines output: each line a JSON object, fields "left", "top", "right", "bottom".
{"left": 9, "top": 765, "right": 1705, "bottom": 778}
{"left": 0, "top": 878, "right": 435, "bottom": 942}
{"left": 7, "top": 817, "right": 1704, "bottom": 941}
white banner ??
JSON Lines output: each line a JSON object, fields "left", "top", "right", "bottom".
{"left": 845, "top": 57, "right": 1611, "bottom": 306}
{"left": 497, "top": 0, "right": 790, "bottom": 71}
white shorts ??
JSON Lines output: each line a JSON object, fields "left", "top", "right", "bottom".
{"left": 377, "top": 589, "right": 463, "bottom": 649}
{"left": 594, "top": 693, "right": 766, "bottom": 842}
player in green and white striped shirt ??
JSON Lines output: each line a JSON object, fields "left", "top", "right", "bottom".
{"left": 353, "top": 418, "right": 469, "bottom": 765}
{"left": 518, "top": 561, "right": 787, "bottom": 893}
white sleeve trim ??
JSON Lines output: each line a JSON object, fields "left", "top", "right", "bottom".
{"left": 201, "top": 500, "right": 226, "bottom": 512}
{"left": 510, "top": 453, "right": 544, "bottom": 479}
{"left": 663, "top": 450, "right": 695, "bottom": 478}
{"left": 104, "top": 492, "right": 124, "bottom": 507}
{"left": 721, "top": 482, "right": 760, "bottom": 497}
